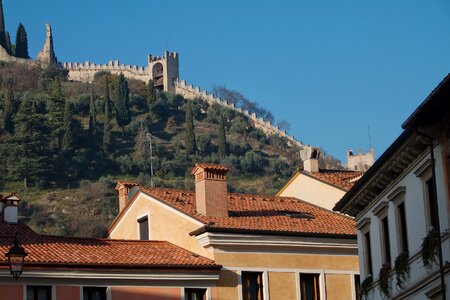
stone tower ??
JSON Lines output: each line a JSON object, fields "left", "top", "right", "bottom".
{"left": 147, "top": 51, "right": 179, "bottom": 93}
{"left": 0, "top": 0, "right": 6, "bottom": 50}
{"left": 345, "top": 147, "right": 374, "bottom": 172}
{"left": 36, "top": 23, "right": 57, "bottom": 66}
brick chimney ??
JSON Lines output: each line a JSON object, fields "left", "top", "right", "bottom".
{"left": 2, "top": 193, "right": 20, "bottom": 224}
{"left": 191, "top": 163, "right": 229, "bottom": 217}
{"left": 115, "top": 181, "right": 140, "bottom": 212}
{"left": 300, "top": 146, "right": 320, "bottom": 173}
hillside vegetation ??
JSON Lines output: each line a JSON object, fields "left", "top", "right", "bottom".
{"left": 0, "top": 62, "right": 340, "bottom": 237}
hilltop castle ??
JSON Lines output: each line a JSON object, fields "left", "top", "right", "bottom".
{"left": 0, "top": 0, "right": 374, "bottom": 170}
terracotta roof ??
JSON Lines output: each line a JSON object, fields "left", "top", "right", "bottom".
{"left": 191, "top": 163, "right": 229, "bottom": 174}
{"left": 0, "top": 218, "right": 219, "bottom": 271}
{"left": 307, "top": 170, "right": 362, "bottom": 191}
{"left": 130, "top": 187, "right": 356, "bottom": 237}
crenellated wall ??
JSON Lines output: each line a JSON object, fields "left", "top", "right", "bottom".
{"left": 63, "top": 51, "right": 179, "bottom": 93}
{"left": 63, "top": 60, "right": 151, "bottom": 83}
{"left": 174, "top": 79, "right": 303, "bottom": 148}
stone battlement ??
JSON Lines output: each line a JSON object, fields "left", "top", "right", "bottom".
{"left": 63, "top": 60, "right": 148, "bottom": 74}
{"left": 148, "top": 51, "right": 177, "bottom": 63}
{"left": 63, "top": 59, "right": 152, "bottom": 83}
{"left": 174, "top": 79, "right": 303, "bottom": 148}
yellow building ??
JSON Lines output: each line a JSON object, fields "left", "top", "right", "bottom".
{"left": 277, "top": 147, "right": 362, "bottom": 211}
{"left": 109, "top": 163, "right": 360, "bottom": 300}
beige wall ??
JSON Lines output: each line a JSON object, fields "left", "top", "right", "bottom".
{"left": 212, "top": 252, "right": 358, "bottom": 300}
{"left": 278, "top": 173, "right": 346, "bottom": 210}
{"left": 325, "top": 274, "right": 353, "bottom": 300}
{"left": 112, "top": 286, "right": 181, "bottom": 300}
{"left": 269, "top": 272, "right": 297, "bottom": 300}
{"left": 213, "top": 252, "right": 358, "bottom": 270}
{"left": 109, "top": 194, "right": 210, "bottom": 258}
{"left": 212, "top": 269, "right": 239, "bottom": 300}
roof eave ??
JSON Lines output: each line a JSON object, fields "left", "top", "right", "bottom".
{"left": 190, "top": 226, "right": 356, "bottom": 240}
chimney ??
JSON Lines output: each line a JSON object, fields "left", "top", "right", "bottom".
{"left": 300, "top": 146, "right": 320, "bottom": 173}
{"left": 192, "top": 163, "right": 229, "bottom": 217}
{"left": 115, "top": 181, "right": 139, "bottom": 212}
{"left": 3, "top": 193, "right": 20, "bottom": 224}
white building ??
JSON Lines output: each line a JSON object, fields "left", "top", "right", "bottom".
{"left": 334, "top": 75, "right": 450, "bottom": 300}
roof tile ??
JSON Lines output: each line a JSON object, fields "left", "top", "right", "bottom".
{"left": 138, "top": 187, "right": 356, "bottom": 237}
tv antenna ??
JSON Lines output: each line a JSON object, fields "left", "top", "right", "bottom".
{"left": 368, "top": 125, "right": 372, "bottom": 149}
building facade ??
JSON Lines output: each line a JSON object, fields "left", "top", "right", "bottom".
{"left": 277, "top": 146, "right": 362, "bottom": 210}
{"left": 110, "top": 163, "right": 360, "bottom": 300}
{"left": 0, "top": 194, "right": 221, "bottom": 300}
{"left": 334, "top": 75, "right": 450, "bottom": 299}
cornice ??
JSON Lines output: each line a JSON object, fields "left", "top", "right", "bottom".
{"left": 195, "top": 232, "right": 357, "bottom": 253}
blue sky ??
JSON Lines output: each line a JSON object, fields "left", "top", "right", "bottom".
{"left": 4, "top": 0, "right": 450, "bottom": 162}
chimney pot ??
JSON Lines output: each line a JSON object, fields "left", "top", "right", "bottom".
{"left": 3, "top": 193, "right": 20, "bottom": 224}
{"left": 192, "top": 163, "right": 229, "bottom": 217}
{"left": 115, "top": 181, "right": 139, "bottom": 212}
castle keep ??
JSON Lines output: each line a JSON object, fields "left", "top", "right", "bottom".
{"left": 63, "top": 51, "right": 179, "bottom": 93}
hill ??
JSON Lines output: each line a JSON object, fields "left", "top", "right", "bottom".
{"left": 0, "top": 62, "right": 341, "bottom": 237}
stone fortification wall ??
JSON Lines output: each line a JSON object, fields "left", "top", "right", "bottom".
{"left": 174, "top": 79, "right": 303, "bottom": 148}
{"left": 63, "top": 60, "right": 151, "bottom": 83}
{"left": 0, "top": 45, "right": 33, "bottom": 65}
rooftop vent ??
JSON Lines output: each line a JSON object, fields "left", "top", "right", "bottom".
{"left": 281, "top": 211, "right": 315, "bottom": 220}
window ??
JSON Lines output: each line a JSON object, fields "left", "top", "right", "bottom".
{"left": 425, "top": 177, "right": 438, "bottom": 230}
{"left": 396, "top": 202, "right": 409, "bottom": 254}
{"left": 354, "top": 275, "right": 361, "bottom": 300}
{"left": 380, "top": 216, "right": 391, "bottom": 265}
{"left": 363, "top": 231, "right": 373, "bottom": 276}
{"left": 300, "top": 273, "right": 320, "bottom": 300}
{"left": 83, "top": 287, "right": 106, "bottom": 300}
{"left": 137, "top": 215, "right": 149, "bottom": 240}
{"left": 27, "top": 286, "right": 52, "bottom": 300}
{"left": 242, "top": 272, "right": 264, "bottom": 300}
{"left": 185, "top": 288, "right": 207, "bottom": 300}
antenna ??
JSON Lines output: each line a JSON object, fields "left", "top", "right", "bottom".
{"left": 368, "top": 125, "right": 372, "bottom": 149}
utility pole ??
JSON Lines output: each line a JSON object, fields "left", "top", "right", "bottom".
{"left": 145, "top": 132, "right": 154, "bottom": 188}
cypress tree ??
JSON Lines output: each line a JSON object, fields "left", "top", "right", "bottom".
{"left": 133, "top": 122, "right": 149, "bottom": 159}
{"left": 13, "top": 98, "right": 50, "bottom": 188}
{"left": 47, "top": 79, "right": 66, "bottom": 151}
{"left": 114, "top": 74, "right": 130, "bottom": 130}
{"left": 88, "top": 85, "right": 97, "bottom": 141}
{"left": 218, "top": 113, "right": 227, "bottom": 158}
{"left": 15, "top": 23, "right": 29, "bottom": 58}
{"left": 0, "top": 0, "right": 6, "bottom": 50}
{"left": 184, "top": 102, "right": 197, "bottom": 154}
{"left": 5, "top": 31, "right": 11, "bottom": 55}
{"left": 103, "top": 76, "right": 112, "bottom": 153}
{"left": 2, "top": 83, "right": 14, "bottom": 134}
{"left": 146, "top": 79, "right": 156, "bottom": 111}
{"left": 61, "top": 101, "right": 74, "bottom": 151}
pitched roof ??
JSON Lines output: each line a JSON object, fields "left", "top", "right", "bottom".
{"left": 307, "top": 170, "right": 363, "bottom": 191}
{"left": 114, "top": 187, "right": 356, "bottom": 238}
{"left": 0, "top": 218, "right": 219, "bottom": 271}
